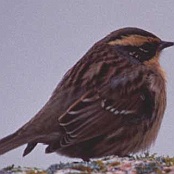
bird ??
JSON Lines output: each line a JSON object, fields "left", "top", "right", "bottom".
{"left": 0, "top": 27, "right": 173, "bottom": 161}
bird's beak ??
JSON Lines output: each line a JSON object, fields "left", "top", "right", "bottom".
{"left": 159, "top": 41, "right": 174, "bottom": 51}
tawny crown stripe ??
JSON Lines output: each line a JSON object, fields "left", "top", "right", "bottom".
{"left": 108, "top": 35, "right": 160, "bottom": 46}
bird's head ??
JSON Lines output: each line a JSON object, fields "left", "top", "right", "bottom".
{"left": 105, "top": 27, "right": 174, "bottom": 63}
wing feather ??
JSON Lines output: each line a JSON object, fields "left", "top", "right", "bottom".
{"left": 58, "top": 67, "right": 155, "bottom": 147}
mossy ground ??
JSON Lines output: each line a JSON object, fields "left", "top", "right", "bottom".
{"left": 1, "top": 153, "right": 174, "bottom": 174}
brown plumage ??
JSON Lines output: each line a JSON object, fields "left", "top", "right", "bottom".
{"left": 0, "top": 27, "right": 173, "bottom": 161}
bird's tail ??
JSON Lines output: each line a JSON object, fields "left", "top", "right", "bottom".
{"left": 0, "top": 131, "right": 31, "bottom": 155}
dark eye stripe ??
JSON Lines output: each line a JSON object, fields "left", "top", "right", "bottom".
{"left": 113, "top": 42, "right": 159, "bottom": 63}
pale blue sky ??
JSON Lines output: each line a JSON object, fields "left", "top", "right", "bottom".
{"left": 0, "top": 0, "right": 174, "bottom": 169}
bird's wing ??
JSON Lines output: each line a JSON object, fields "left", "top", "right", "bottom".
{"left": 58, "top": 68, "right": 155, "bottom": 147}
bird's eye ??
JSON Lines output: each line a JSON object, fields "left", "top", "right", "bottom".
{"left": 139, "top": 42, "right": 159, "bottom": 54}
{"left": 139, "top": 47, "right": 148, "bottom": 53}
